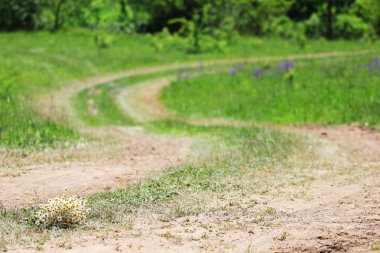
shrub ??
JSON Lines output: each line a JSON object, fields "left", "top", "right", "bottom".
{"left": 35, "top": 191, "right": 90, "bottom": 228}
{"left": 334, "top": 14, "right": 371, "bottom": 39}
{"left": 270, "top": 15, "right": 295, "bottom": 39}
{"left": 94, "top": 32, "right": 115, "bottom": 49}
{"left": 304, "top": 13, "right": 323, "bottom": 39}
{"left": 0, "top": 0, "right": 43, "bottom": 30}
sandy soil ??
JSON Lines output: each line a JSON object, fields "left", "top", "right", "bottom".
{"left": 0, "top": 127, "right": 191, "bottom": 208}
{"left": 12, "top": 126, "right": 380, "bottom": 252}
{"left": 4, "top": 50, "right": 380, "bottom": 252}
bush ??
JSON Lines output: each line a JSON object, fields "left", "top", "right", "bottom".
{"left": 0, "top": 0, "right": 43, "bottom": 30}
{"left": 270, "top": 15, "right": 295, "bottom": 39}
{"left": 94, "top": 32, "right": 115, "bottom": 49}
{"left": 304, "top": 13, "right": 323, "bottom": 39}
{"left": 35, "top": 191, "right": 90, "bottom": 228}
{"left": 334, "top": 14, "right": 371, "bottom": 39}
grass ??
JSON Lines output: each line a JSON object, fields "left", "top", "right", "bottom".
{"left": 73, "top": 70, "right": 178, "bottom": 126}
{"left": 1, "top": 31, "right": 380, "bottom": 249}
{"left": 162, "top": 54, "right": 380, "bottom": 126}
{"left": 1, "top": 122, "right": 307, "bottom": 249}
{"left": 89, "top": 124, "right": 298, "bottom": 207}
{"left": 373, "top": 242, "right": 380, "bottom": 251}
{"left": 0, "top": 76, "right": 78, "bottom": 149}
{"left": 1, "top": 30, "right": 380, "bottom": 148}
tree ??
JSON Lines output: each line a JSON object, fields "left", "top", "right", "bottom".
{"left": 53, "top": 0, "right": 66, "bottom": 31}
{"left": 355, "top": 0, "right": 380, "bottom": 36}
{"left": 0, "top": 0, "right": 43, "bottom": 30}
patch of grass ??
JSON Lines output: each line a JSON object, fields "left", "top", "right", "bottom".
{"left": 0, "top": 76, "right": 78, "bottom": 149}
{"left": 74, "top": 71, "right": 177, "bottom": 126}
{"left": 159, "top": 231, "right": 182, "bottom": 244}
{"left": 373, "top": 242, "right": 380, "bottom": 251}
{"left": 162, "top": 55, "right": 380, "bottom": 126}
{"left": 88, "top": 124, "right": 299, "bottom": 222}
{"left": 74, "top": 82, "right": 134, "bottom": 126}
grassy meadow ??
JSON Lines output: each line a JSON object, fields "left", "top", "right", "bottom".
{"left": 1, "top": 0, "right": 380, "bottom": 251}
{"left": 162, "top": 55, "right": 380, "bottom": 126}
{"left": 1, "top": 30, "right": 380, "bottom": 149}
{"left": 1, "top": 30, "right": 380, "bottom": 250}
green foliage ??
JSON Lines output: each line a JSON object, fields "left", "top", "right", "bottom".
{"left": 334, "top": 14, "right": 372, "bottom": 39}
{"left": 1, "top": 0, "right": 380, "bottom": 39}
{"left": 168, "top": 17, "right": 202, "bottom": 53}
{"left": 166, "top": 1, "right": 239, "bottom": 54}
{"left": 304, "top": 14, "right": 323, "bottom": 39}
{"left": 94, "top": 31, "right": 115, "bottom": 49}
{"left": 355, "top": 0, "right": 380, "bottom": 35}
{"left": 270, "top": 16, "right": 295, "bottom": 39}
{"left": 0, "top": 0, "right": 43, "bottom": 30}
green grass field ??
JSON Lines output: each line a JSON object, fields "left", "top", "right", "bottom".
{"left": 162, "top": 55, "right": 380, "bottom": 126}
{"left": 1, "top": 31, "right": 380, "bottom": 250}
{"left": 1, "top": 30, "right": 380, "bottom": 149}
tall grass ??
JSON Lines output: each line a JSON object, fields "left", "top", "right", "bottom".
{"left": 0, "top": 73, "right": 77, "bottom": 149}
{"left": 162, "top": 55, "right": 380, "bottom": 125}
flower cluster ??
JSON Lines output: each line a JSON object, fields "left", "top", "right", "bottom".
{"left": 35, "top": 191, "right": 90, "bottom": 227}
{"left": 368, "top": 58, "right": 380, "bottom": 73}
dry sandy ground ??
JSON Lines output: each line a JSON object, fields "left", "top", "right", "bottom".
{"left": 11, "top": 126, "right": 380, "bottom": 253}
{"left": 0, "top": 127, "right": 192, "bottom": 208}
{"left": 3, "top": 50, "right": 379, "bottom": 252}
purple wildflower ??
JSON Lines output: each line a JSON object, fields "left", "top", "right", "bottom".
{"left": 176, "top": 68, "right": 187, "bottom": 81}
{"left": 369, "top": 58, "right": 380, "bottom": 73}
{"left": 252, "top": 68, "right": 263, "bottom": 78}
{"left": 284, "top": 61, "right": 294, "bottom": 71}
{"left": 230, "top": 67, "right": 238, "bottom": 76}
{"left": 277, "top": 61, "right": 294, "bottom": 73}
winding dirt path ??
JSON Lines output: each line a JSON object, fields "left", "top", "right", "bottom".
{"left": 2, "top": 49, "right": 373, "bottom": 208}
{"left": 3, "top": 49, "right": 380, "bottom": 252}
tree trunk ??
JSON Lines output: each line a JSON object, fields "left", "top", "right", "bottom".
{"left": 119, "top": 0, "right": 127, "bottom": 19}
{"left": 326, "top": 0, "right": 333, "bottom": 39}
{"left": 53, "top": 0, "right": 66, "bottom": 31}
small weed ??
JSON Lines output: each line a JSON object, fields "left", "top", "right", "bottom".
{"left": 372, "top": 242, "right": 380, "bottom": 251}
{"left": 277, "top": 231, "right": 290, "bottom": 241}
{"left": 174, "top": 207, "right": 187, "bottom": 217}
{"left": 262, "top": 207, "right": 277, "bottom": 216}
{"left": 159, "top": 232, "right": 182, "bottom": 244}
